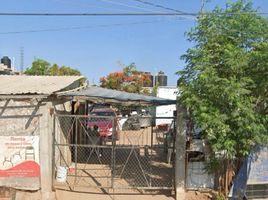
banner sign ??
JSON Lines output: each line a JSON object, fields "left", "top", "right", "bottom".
{"left": 0, "top": 136, "right": 40, "bottom": 177}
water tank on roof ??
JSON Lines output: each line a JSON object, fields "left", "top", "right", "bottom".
{"left": 1, "top": 56, "right": 11, "bottom": 68}
{"left": 143, "top": 72, "right": 153, "bottom": 87}
{"left": 155, "top": 71, "right": 167, "bottom": 86}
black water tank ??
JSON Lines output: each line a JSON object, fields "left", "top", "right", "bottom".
{"left": 143, "top": 72, "right": 153, "bottom": 87}
{"left": 1, "top": 56, "right": 11, "bottom": 68}
{"left": 154, "top": 71, "right": 167, "bottom": 86}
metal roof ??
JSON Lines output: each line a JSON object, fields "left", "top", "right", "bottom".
{"left": 58, "top": 86, "right": 177, "bottom": 106}
{"left": 0, "top": 75, "right": 83, "bottom": 95}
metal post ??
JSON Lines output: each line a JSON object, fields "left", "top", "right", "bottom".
{"left": 51, "top": 114, "right": 56, "bottom": 190}
{"left": 150, "top": 122, "right": 154, "bottom": 187}
{"left": 175, "top": 105, "right": 187, "bottom": 200}
{"left": 111, "top": 117, "right": 116, "bottom": 190}
{"left": 150, "top": 122, "right": 153, "bottom": 148}
{"left": 74, "top": 116, "right": 78, "bottom": 189}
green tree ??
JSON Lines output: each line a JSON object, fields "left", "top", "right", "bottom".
{"left": 100, "top": 63, "right": 151, "bottom": 94}
{"left": 177, "top": 0, "right": 268, "bottom": 191}
{"left": 49, "top": 64, "right": 60, "bottom": 75}
{"left": 58, "top": 66, "right": 81, "bottom": 76}
{"left": 24, "top": 59, "right": 50, "bottom": 75}
{"left": 24, "top": 59, "right": 81, "bottom": 76}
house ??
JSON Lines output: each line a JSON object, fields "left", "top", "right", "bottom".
{"left": 0, "top": 75, "right": 83, "bottom": 199}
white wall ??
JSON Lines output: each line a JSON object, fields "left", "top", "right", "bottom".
{"left": 186, "top": 162, "right": 214, "bottom": 189}
{"left": 156, "top": 86, "right": 178, "bottom": 125}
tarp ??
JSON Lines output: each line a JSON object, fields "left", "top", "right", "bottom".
{"left": 58, "top": 86, "right": 177, "bottom": 106}
{"left": 229, "top": 147, "right": 268, "bottom": 199}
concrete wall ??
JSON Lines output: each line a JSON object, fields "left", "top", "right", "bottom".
{"left": 0, "top": 99, "right": 44, "bottom": 190}
{"left": 0, "top": 98, "right": 72, "bottom": 200}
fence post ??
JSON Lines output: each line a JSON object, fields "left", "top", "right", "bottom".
{"left": 74, "top": 116, "right": 78, "bottom": 189}
{"left": 51, "top": 114, "right": 56, "bottom": 191}
{"left": 111, "top": 117, "right": 116, "bottom": 190}
{"left": 39, "top": 102, "right": 55, "bottom": 200}
{"left": 175, "top": 105, "right": 187, "bottom": 200}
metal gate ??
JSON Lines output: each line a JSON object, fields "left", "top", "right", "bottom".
{"left": 53, "top": 114, "right": 175, "bottom": 192}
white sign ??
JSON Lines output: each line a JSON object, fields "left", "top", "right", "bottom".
{"left": 0, "top": 136, "right": 40, "bottom": 177}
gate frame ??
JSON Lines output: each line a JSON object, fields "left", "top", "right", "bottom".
{"left": 52, "top": 114, "right": 176, "bottom": 191}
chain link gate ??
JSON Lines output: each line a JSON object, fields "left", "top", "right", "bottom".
{"left": 53, "top": 114, "right": 175, "bottom": 192}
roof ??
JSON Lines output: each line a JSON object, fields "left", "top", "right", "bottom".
{"left": 0, "top": 75, "right": 83, "bottom": 95}
{"left": 58, "top": 86, "right": 177, "bottom": 106}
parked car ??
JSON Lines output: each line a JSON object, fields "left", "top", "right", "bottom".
{"left": 87, "top": 108, "right": 119, "bottom": 141}
{"left": 122, "top": 113, "right": 141, "bottom": 131}
{"left": 122, "top": 110, "right": 152, "bottom": 130}
{"left": 139, "top": 110, "right": 152, "bottom": 128}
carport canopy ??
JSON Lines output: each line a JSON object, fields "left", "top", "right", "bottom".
{"left": 58, "top": 86, "right": 177, "bottom": 106}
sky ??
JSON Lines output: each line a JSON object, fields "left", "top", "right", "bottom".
{"left": 0, "top": 0, "right": 267, "bottom": 86}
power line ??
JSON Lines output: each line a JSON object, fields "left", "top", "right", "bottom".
{"left": 98, "top": 0, "right": 156, "bottom": 12}
{"left": 0, "top": 12, "right": 267, "bottom": 16}
{"left": 53, "top": 0, "right": 171, "bottom": 14}
{"left": 55, "top": 0, "right": 195, "bottom": 20}
{"left": 131, "top": 0, "right": 187, "bottom": 14}
{"left": 53, "top": 0, "right": 137, "bottom": 13}
{"left": 130, "top": 0, "right": 195, "bottom": 20}
{"left": 0, "top": 12, "right": 196, "bottom": 16}
{"left": 0, "top": 19, "right": 188, "bottom": 35}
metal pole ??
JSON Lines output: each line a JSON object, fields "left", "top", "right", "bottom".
{"left": 111, "top": 117, "right": 116, "bottom": 190}
{"left": 51, "top": 114, "right": 56, "bottom": 191}
{"left": 175, "top": 105, "right": 187, "bottom": 200}
{"left": 74, "top": 116, "right": 78, "bottom": 190}
{"left": 150, "top": 122, "right": 154, "bottom": 187}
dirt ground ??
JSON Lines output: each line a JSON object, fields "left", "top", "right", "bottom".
{"left": 185, "top": 191, "right": 216, "bottom": 200}
{"left": 0, "top": 187, "right": 217, "bottom": 200}
{"left": 55, "top": 189, "right": 216, "bottom": 200}
{"left": 51, "top": 125, "right": 217, "bottom": 200}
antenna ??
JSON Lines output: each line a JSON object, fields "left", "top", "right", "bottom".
{"left": 20, "top": 47, "right": 24, "bottom": 73}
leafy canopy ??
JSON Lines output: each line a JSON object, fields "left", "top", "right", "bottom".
{"left": 24, "top": 59, "right": 81, "bottom": 76}
{"left": 178, "top": 0, "right": 268, "bottom": 159}
{"left": 100, "top": 63, "right": 151, "bottom": 94}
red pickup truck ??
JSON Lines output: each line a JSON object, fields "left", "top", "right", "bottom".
{"left": 87, "top": 108, "right": 119, "bottom": 141}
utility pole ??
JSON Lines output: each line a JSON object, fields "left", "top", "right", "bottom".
{"left": 20, "top": 47, "right": 24, "bottom": 74}
{"left": 175, "top": 104, "right": 187, "bottom": 200}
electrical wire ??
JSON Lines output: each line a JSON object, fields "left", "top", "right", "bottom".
{"left": 53, "top": 0, "right": 137, "bottom": 13}
{"left": 0, "top": 12, "right": 266, "bottom": 16}
{"left": 99, "top": 0, "right": 196, "bottom": 20}
{"left": 53, "top": 0, "right": 172, "bottom": 14}
{"left": 98, "top": 0, "right": 156, "bottom": 12}
{"left": 131, "top": 0, "right": 188, "bottom": 14}
{"left": 53, "top": 0, "right": 195, "bottom": 20}
{"left": 0, "top": 12, "right": 196, "bottom": 16}
{"left": 0, "top": 18, "right": 189, "bottom": 35}
{"left": 129, "top": 0, "right": 195, "bottom": 20}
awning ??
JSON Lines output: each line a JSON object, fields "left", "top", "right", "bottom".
{"left": 58, "top": 86, "right": 177, "bottom": 106}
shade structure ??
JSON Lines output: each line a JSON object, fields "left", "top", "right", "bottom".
{"left": 58, "top": 86, "right": 177, "bottom": 106}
